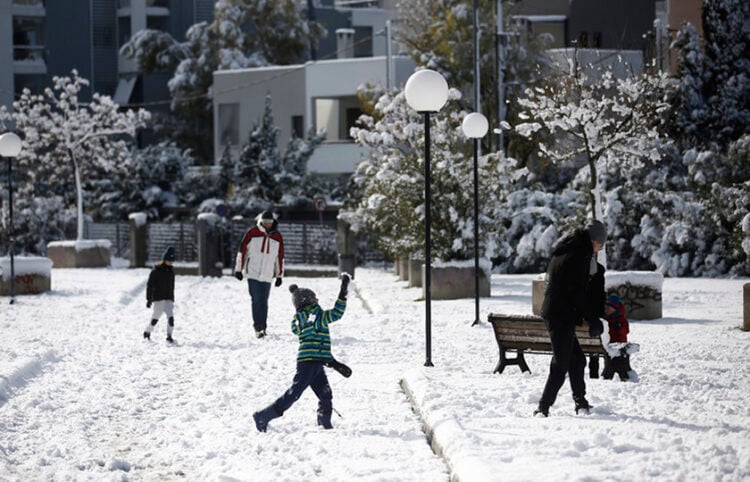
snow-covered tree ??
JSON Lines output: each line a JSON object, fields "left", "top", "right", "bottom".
{"left": 513, "top": 68, "right": 672, "bottom": 229}
{"left": 343, "top": 84, "right": 508, "bottom": 262}
{"left": 229, "top": 95, "right": 326, "bottom": 215}
{"left": 396, "top": 0, "right": 550, "bottom": 151}
{"left": 87, "top": 141, "right": 193, "bottom": 221}
{"left": 0, "top": 70, "right": 149, "bottom": 244}
{"left": 120, "top": 0, "right": 324, "bottom": 162}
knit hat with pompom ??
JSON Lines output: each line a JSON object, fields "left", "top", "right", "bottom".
{"left": 289, "top": 284, "right": 317, "bottom": 310}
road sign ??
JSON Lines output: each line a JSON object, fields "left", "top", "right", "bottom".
{"left": 313, "top": 197, "right": 327, "bottom": 212}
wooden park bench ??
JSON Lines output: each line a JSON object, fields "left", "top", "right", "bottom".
{"left": 488, "top": 313, "right": 606, "bottom": 378}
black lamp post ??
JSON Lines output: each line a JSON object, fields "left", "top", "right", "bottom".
{"left": 404, "top": 69, "right": 449, "bottom": 367}
{"left": 0, "top": 132, "right": 22, "bottom": 305}
{"left": 461, "top": 112, "right": 489, "bottom": 326}
{"left": 462, "top": 113, "right": 489, "bottom": 326}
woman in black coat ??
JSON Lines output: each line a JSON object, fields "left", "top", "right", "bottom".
{"left": 534, "top": 220, "right": 606, "bottom": 417}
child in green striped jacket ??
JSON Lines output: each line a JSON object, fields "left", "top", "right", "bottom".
{"left": 252, "top": 273, "right": 351, "bottom": 432}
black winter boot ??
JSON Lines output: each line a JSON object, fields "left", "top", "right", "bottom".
{"left": 253, "top": 405, "right": 280, "bottom": 432}
{"left": 533, "top": 403, "right": 549, "bottom": 417}
{"left": 574, "top": 396, "right": 592, "bottom": 414}
{"left": 317, "top": 410, "right": 333, "bottom": 429}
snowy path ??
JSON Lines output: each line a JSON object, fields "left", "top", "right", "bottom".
{"left": 1, "top": 266, "right": 749, "bottom": 481}
{"left": 0, "top": 267, "right": 447, "bottom": 481}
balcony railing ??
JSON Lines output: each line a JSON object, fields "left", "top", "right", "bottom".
{"left": 13, "top": 45, "right": 46, "bottom": 62}
{"left": 12, "top": 0, "right": 45, "bottom": 6}
{"left": 118, "top": 0, "right": 169, "bottom": 8}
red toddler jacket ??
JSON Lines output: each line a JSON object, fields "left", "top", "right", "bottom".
{"left": 604, "top": 297, "right": 629, "bottom": 343}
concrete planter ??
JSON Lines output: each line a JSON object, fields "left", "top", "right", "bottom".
{"left": 47, "top": 240, "right": 111, "bottom": 268}
{"left": 744, "top": 283, "right": 749, "bottom": 331}
{"left": 398, "top": 257, "right": 410, "bottom": 281}
{"left": 532, "top": 271, "right": 664, "bottom": 320}
{"left": 408, "top": 258, "right": 424, "bottom": 288}
{"left": 0, "top": 257, "right": 53, "bottom": 296}
{"left": 423, "top": 261, "right": 491, "bottom": 300}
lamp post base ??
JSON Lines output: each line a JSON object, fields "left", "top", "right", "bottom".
{"left": 424, "top": 359, "right": 434, "bottom": 367}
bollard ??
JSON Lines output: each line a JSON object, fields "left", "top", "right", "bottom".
{"left": 128, "top": 213, "right": 148, "bottom": 268}
{"left": 197, "top": 213, "right": 222, "bottom": 277}
{"left": 336, "top": 219, "right": 357, "bottom": 278}
{"left": 744, "top": 283, "right": 750, "bottom": 331}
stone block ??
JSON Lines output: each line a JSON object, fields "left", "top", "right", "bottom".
{"left": 424, "top": 264, "right": 490, "bottom": 300}
{"left": 532, "top": 277, "right": 545, "bottom": 315}
{"left": 398, "top": 257, "right": 409, "bottom": 281}
{"left": 47, "top": 240, "right": 111, "bottom": 268}
{"left": 743, "top": 283, "right": 749, "bottom": 331}
{"left": 408, "top": 258, "right": 423, "bottom": 287}
{"left": 0, "top": 257, "right": 52, "bottom": 296}
{"left": 530, "top": 271, "right": 663, "bottom": 320}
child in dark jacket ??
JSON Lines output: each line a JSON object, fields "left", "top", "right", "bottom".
{"left": 253, "top": 274, "right": 351, "bottom": 432}
{"left": 144, "top": 247, "right": 176, "bottom": 343}
{"left": 601, "top": 294, "right": 638, "bottom": 380}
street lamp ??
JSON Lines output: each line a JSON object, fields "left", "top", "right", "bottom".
{"left": 462, "top": 113, "right": 488, "bottom": 327}
{"left": 404, "top": 69, "right": 449, "bottom": 367}
{"left": 0, "top": 132, "right": 22, "bottom": 305}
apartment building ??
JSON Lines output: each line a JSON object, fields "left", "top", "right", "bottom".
{"left": 0, "top": 0, "right": 214, "bottom": 112}
{"left": 212, "top": 0, "right": 408, "bottom": 175}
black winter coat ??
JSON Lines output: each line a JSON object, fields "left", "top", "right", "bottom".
{"left": 147, "top": 263, "right": 175, "bottom": 302}
{"left": 541, "top": 229, "right": 597, "bottom": 328}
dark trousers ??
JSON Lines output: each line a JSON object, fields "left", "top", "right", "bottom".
{"left": 540, "top": 323, "right": 586, "bottom": 408}
{"left": 247, "top": 278, "right": 271, "bottom": 331}
{"left": 602, "top": 354, "right": 631, "bottom": 380}
{"left": 273, "top": 361, "right": 333, "bottom": 416}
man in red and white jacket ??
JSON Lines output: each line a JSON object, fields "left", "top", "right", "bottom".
{"left": 234, "top": 210, "right": 285, "bottom": 338}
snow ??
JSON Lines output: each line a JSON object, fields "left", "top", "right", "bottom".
{"left": 47, "top": 240, "right": 112, "bottom": 251}
{"left": 604, "top": 271, "right": 664, "bottom": 291}
{"left": 0, "top": 265, "right": 748, "bottom": 480}
{"left": 0, "top": 256, "right": 53, "bottom": 281}
{"left": 128, "top": 212, "right": 147, "bottom": 227}
{"left": 197, "top": 212, "right": 219, "bottom": 225}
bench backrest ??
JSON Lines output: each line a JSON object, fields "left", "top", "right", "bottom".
{"left": 488, "top": 313, "right": 604, "bottom": 354}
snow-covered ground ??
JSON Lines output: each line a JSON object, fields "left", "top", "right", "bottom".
{"left": 1, "top": 264, "right": 748, "bottom": 481}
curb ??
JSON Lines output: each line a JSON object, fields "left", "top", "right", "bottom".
{"left": 399, "top": 376, "right": 495, "bottom": 482}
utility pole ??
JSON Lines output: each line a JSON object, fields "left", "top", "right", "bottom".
{"left": 473, "top": 0, "right": 481, "bottom": 154}
{"left": 495, "top": 0, "right": 505, "bottom": 153}
{"left": 386, "top": 19, "right": 394, "bottom": 91}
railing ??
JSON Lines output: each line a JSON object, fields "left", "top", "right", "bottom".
{"left": 12, "top": 0, "right": 45, "bottom": 6}
{"left": 13, "top": 45, "right": 46, "bottom": 62}
{"left": 84, "top": 219, "right": 386, "bottom": 267}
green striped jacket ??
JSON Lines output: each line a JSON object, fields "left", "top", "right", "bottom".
{"left": 291, "top": 298, "right": 346, "bottom": 362}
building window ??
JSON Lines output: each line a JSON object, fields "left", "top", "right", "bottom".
{"left": 345, "top": 108, "right": 362, "bottom": 139}
{"left": 292, "top": 115, "right": 304, "bottom": 139}
{"left": 593, "top": 32, "right": 602, "bottom": 48}
{"left": 118, "top": 17, "right": 131, "bottom": 47}
{"left": 218, "top": 103, "right": 239, "bottom": 147}
{"left": 354, "top": 26, "right": 373, "bottom": 58}
{"left": 577, "top": 31, "right": 588, "bottom": 48}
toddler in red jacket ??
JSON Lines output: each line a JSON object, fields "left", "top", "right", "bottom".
{"left": 602, "top": 295, "right": 638, "bottom": 380}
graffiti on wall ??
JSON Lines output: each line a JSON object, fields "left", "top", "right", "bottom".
{"left": 608, "top": 283, "right": 662, "bottom": 319}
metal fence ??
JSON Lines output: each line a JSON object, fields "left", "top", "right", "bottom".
{"left": 229, "top": 219, "right": 338, "bottom": 266}
{"left": 84, "top": 219, "right": 385, "bottom": 266}
{"left": 148, "top": 222, "right": 197, "bottom": 263}
{"left": 84, "top": 222, "right": 129, "bottom": 258}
